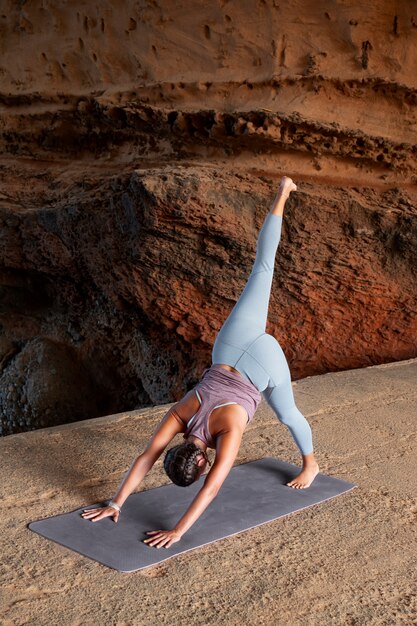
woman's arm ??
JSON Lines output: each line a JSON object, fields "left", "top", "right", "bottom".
{"left": 109, "top": 453, "right": 156, "bottom": 509}
{"left": 144, "top": 426, "right": 243, "bottom": 548}
{"left": 83, "top": 406, "right": 184, "bottom": 523}
{"left": 111, "top": 389, "right": 199, "bottom": 507}
{"left": 109, "top": 405, "right": 186, "bottom": 508}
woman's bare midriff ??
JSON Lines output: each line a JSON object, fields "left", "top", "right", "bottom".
{"left": 215, "top": 363, "right": 243, "bottom": 377}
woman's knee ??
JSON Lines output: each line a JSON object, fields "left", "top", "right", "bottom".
{"left": 276, "top": 404, "right": 304, "bottom": 426}
{"left": 263, "top": 384, "right": 303, "bottom": 424}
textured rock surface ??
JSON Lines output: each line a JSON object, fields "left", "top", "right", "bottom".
{"left": 0, "top": 337, "right": 100, "bottom": 435}
{"left": 1, "top": 359, "right": 416, "bottom": 625}
{"left": 1, "top": 1, "right": 416, "bottom": 434}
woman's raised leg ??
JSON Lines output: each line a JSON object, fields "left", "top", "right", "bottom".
{"left": 213, "top": 177, "right": 297, "bottom": 357}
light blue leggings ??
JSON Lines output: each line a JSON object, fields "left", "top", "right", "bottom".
{"left": 212, "top": 211, "right": 314, "bottom": 455}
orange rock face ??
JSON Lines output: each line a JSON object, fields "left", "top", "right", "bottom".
{"left": 0, "top": 2, "right": 416, "bottom": 434}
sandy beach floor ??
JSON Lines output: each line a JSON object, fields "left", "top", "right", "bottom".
{"left": 1, "top": 358, "right": 416, "bottom": 626}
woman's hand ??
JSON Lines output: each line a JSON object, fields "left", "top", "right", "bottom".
{"left": 143, "top": 528, "right": 182, "bottom": 549}
{"left": 81, "top": 505, "right": 120, "bottom": 523}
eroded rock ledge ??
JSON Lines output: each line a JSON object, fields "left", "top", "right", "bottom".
{"left": 1, "top": 92, "right": 416, "bottom": 177}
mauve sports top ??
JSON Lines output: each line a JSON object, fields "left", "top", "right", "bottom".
{"left": 182, "top": 364, "right": 262, "bottom": 449}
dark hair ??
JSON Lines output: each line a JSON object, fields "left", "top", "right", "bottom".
{"left": 164, "top": 442, "right": 211, "bottom": 487}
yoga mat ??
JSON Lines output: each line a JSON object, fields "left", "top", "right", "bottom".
{"left": 28, "top": 457, "right": 357, "bottom": 573}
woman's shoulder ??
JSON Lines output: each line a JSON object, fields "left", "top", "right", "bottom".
{"left": 211, "top": 403, "right": 249, "bottom": 438}
{"left": 172, "top": 388, "right": 202, "bottom": 429}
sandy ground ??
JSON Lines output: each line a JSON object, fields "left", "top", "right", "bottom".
{"left": 0, "top": 358, "right": 416, "bottom": 625}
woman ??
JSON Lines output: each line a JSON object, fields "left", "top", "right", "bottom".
{"left": 81, "top": 176, "right": 319, "bottom": 549}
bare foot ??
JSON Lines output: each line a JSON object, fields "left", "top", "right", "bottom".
{"left": 278, "top": 176, "right": 297, "bottom": 196}
{"left": 271, "top": 176, "right": 298, "bottom": 216}
{"left": 287, "top": 461, "right": 319, "bottom": 489}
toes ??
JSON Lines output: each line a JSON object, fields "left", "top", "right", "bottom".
{"left": 287, "top": 474, "right": 316, "bottom": 489}
{"left": 287, "top": 476, "right": 311, "bottom": 488}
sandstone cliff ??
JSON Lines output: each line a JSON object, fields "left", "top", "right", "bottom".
{"left": 1, "top": 1, "right": 416, "bottom": 434}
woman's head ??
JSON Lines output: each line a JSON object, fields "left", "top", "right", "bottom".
{"left": 164, "top": 441, "right": 211, "bottom": 487}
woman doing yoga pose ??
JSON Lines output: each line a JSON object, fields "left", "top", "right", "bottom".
{"left": 81, "top": 176, "right": 319, "bottom": 548}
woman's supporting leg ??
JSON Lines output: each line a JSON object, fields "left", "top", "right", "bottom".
{"left": 263, "top": 378, "right": 314, "bottom": 456}
{"left": 249, "top": 332, "right": 318, "bottom": 487}
{"left": 263, "top": 370, "right": 319, "bottom": 488}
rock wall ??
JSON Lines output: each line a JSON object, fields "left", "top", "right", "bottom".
{"left": 1, "top": 1, "right": 416, "bottom": 434}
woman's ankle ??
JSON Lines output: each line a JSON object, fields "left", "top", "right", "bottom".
{"left": 301, "top": 452, "right": 318, "bottom": 467}
{"left": 270, "top": 192, "right": 289, "bottom": 217}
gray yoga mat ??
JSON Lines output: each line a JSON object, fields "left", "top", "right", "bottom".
{"left": 28, "top": 457, "right": 357, "bottom": 573}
